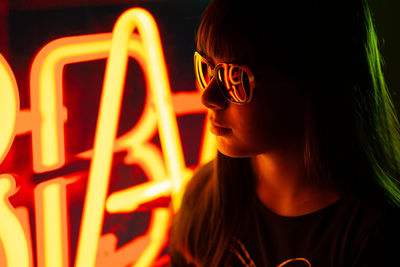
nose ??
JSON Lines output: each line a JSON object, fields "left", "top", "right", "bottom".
{"left": 201, "top": 78, "right": 227, "bottom": 110}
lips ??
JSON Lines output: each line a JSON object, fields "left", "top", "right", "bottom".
{"left": 209, "top": 119, "right": 231, "bottom": 136}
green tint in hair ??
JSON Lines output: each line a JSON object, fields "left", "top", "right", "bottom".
{"left": 361, "top": 0, "right": 400, "bottom": 205}
{"left": 170, "top": 1, "right": 400, "bottom": 266}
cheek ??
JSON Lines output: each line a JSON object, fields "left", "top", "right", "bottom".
{"left": 238, "top": 87, "right": 306, "bottom": 150}
{"left": 225, "top": 107, "right": 274, "bottom": 154}
{"left": 215, "top": 81, "right": 306, "bottom": 157}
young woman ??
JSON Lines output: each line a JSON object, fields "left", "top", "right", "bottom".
{"left": 169, "top": 0, "right": 400, "bottom": 266}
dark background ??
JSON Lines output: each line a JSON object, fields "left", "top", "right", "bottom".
{"left": 0, "top": 0, "right": 398, "bottom": 105}
{"left": 368, "top": 0, "right": 400, "bottom": 106}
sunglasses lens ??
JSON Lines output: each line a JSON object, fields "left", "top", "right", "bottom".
{"left": 194, "top": 52, "right": 255, "bottom": 104}
{"left": 194, "top": 53, "right": 212, "bottom": 91}
{"left": 215, "top": 64, "right": 254, "bottom": 104}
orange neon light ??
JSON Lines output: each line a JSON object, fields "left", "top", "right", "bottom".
{"left": 73, "top": 8, "right": 176, "bottom": 267}
{"left": 0, "top": 174, "right": 30, "bottom": 267}
{"left": 34, "top": 178, "right": 69, "bottom": 267}
{"left": 0, "top": 6, "right": 217, "bottom": 267}
{"left": 0, "top": 54, "right": 19, "bottom": 164}
{"left": 30, "top": 33, "right": 112, "bottom": 173}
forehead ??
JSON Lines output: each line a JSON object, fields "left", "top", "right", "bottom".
{"left": 197, "top": 51, "right": 234, "bottom": 66}
{"left": 197, "top": 49, "right": 257, "bottom": 68}
{"left": 196, "top": 31, "right": 260, "bottom": 67}
{"left": 196, "top": 49, "right": 293, "bottom": 86}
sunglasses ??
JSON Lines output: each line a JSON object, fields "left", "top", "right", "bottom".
{"left": 194, "top": 51, "right": 256, "bottom": 104}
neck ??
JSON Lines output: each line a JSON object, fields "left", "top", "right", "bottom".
{"left": 252, "top": 149, "right": 340, "bottom": 217}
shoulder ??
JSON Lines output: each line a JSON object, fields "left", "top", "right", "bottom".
{"left": 169, "top": 161, "right": 215, "bottom": 266}
{"left": 344, "top": 195, "right": 400, "bottom": 266}
{"left": 191, "top": 160, "right": 214, "bottom": 181}
{"left": 183, "top": 160, "right": 214, "bottom": 199}
{"left": 350, "top": 195, "right": 400, "bottom": 230}
{"left": 175, "top": 160, "right": 215, "bottom": 215}
{"left": 342, "top": 195, "right": 400, "bottom": 239}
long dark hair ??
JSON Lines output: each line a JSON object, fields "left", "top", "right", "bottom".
{"left": 169, "top": 0, "right": 400, "bottom": 266}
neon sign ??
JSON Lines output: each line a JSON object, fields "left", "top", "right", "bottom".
{"left": 0, "top": 7, "right": 216, "bottom": 267}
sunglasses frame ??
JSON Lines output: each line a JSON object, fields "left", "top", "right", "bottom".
{"left": 194, "top": 51, "right": 256, "bottom": 105}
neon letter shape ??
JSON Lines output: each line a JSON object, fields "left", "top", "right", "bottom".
{"left": 29, "top": 32, "right": 145, "bottom": 173}
{"left": 75, "top": 8, "right": 186, "bottom": 267}
{"left": 0, "top": 53, "right": 19, "bottom": 164}
{"left": 29, "top": 33, "right": 118, "bottom": 267}
{"left": 30, "top": 38, "right": 68, "bottom": 172}
{"left": 34, "top": 178, "right": 69, "bottom": 267}
{"left": 29, "top": 31, "right": 146, "bottom": 174}
{"left": 0, "top": 55, "right": 32, "bottom": 267}
{"left": 0, "top": 175, "right": 30, "bottom": 267}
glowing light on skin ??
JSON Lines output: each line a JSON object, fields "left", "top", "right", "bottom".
{"left": 0, "top": 174, "right": 30, "bottom": 267}
{"left": 34, "top": 178, "right": 69, "bottom": 267}
{"left": 0, "top": 54, "right": 19, "bottom": 164}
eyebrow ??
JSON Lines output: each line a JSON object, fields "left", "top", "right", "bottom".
{"left": 195, "top": 50, "right": 215, "bottom": 67}
{"left": 196, "top": 50, "right": 245, "bottom": 68}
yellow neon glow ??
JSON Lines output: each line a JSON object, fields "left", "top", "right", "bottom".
{"left": 171, "top": 91, "right": 204, "bottom": 115}
{"left": 79, "top": 87, "right": 214, "bottom": 211}
{"left": 222, "top": 63, "right": 230, "bottom": 90}
{"left": 218, "top": 70, "right": 223, "bottom": 84}
{"left": 199, "top": 115, "right": 217, "bottom": 165}
{"left": 0, "top": 6, "right": 218, "bottom": 267}
{"left": 34, "top": 178, "right": 69, "bottom": 267}
{"left": 134, "top": 208, "right": 170, "bottom": 267}
{"left": 31, "top": 26, "right": 176, "bottom": 266}
{"left": 0, "top": 54, "right": 19, "bottom": 164}
{"left": 74, "top": 8, "right": 182, "bottom": 267}
{"left": 105, "top": 91, "right": 191, "bottom": 214}
{"left": 107, "top": 180, "right": 171, "bottom": 213}
{"left": 197, "top": 58, "right": 207, "bottom": 90}
{"left": 30, "top": 32, "right": 145, "bottom": 173}
{"left": 0, "top": 174, "right": 30, "bottom": 267}
{"left": 30, "top": 33, "right": 114, "bottom": 172}
{"left": 132, "top": 9, "right": 189, "bottom": 211}
{"left": 15, "top": 207, "right": 34, "bottom": 267}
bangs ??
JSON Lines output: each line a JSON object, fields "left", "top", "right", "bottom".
{"left": 195, "top": 1, "right": 261, "bottom": 63}
{"left": 196, "top": 11, "right": 234, "bottom": 60}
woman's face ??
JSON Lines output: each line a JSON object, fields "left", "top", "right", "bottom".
{"left": 201, "top": 54, "right": 307, "bottom": 158}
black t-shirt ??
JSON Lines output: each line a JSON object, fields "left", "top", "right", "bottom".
{"left": 230, "top": 193, "right": 400, "bottom": 267}
{"left": 170, "top": 162, "right": 400, "bottom": 266}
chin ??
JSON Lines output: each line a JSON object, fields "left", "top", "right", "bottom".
{"left": 216, "top": 142, "right": 254, "bottom": 158}
{"left": 215, "top": 137, "right": 270, "bottom": 158}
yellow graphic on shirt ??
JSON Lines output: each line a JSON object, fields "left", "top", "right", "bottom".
{"left": 231, "top": 239, "right": 312, "bottom": 267}
{"left": 276, "top": 258, "right": 311, "bottom": 267}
